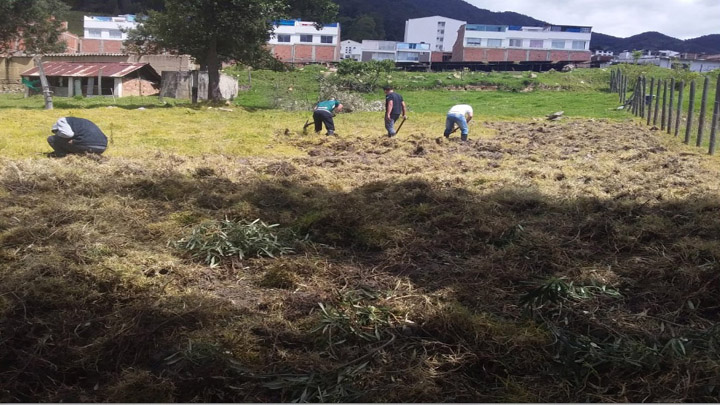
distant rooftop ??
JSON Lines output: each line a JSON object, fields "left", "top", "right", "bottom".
{"left": 466, "top": 23, "right": 591, "bottom": 33}
{"left": 84, "top": 15, "right": 137, "bottom": 23}
{"left": 273, "top": 19, "right": 338, "bottom": 28}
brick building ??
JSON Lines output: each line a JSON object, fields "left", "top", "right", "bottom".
{"left": 268, "top": 20, "right": 341, "bottom": 64}
{"left": 452, "top": 23, "right": 592, "bottom": 63}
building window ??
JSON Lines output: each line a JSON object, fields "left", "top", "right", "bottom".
{"left": 580, "top": 27, "right": 591, "bottom": 33}
{"left": 321, "top": 35, "right": 333, "bottom": 44}
{"left": 300, "top": 34, "right": 313, "bottom": 43}
{"left": 551, "top": 40, "right": 565, "bottom": 49}
{"left": 88, "top": 29, "right": 102, "bottom": 38}
{"left": 277, "top": 34, "right": 291, "bottom": 43}
{"left": 397, "top": 51, "right": 420, "bottom": 61}
{"left": 509, "top": 39, "right": 523, "bottom": 47}
{"left": 529, "top": 40, "right": 544, "bottom": 48}
{"left": 487, "top": 38, "right": 502, "bottom": 47}
{"left": 438, "top": 21, "right": 446, "bottom": 27}
{"left": 108, "top": 30, "right": 122, "bottom": 39}
{"left": 466, "top": 38, "right": 482, "bottom": 46}
{"left": 572, "top": 40, "right": 587, "bottom": 50}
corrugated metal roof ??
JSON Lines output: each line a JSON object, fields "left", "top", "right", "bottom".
{"left": 42, "top": 53, "right": 128, "bottom": 57}
{"left": 21, "top": 62, "right": 150, "bottom": 78}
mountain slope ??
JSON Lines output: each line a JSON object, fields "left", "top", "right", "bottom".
{"left": 592, "top": 32, "right": 720, "bottom": 54}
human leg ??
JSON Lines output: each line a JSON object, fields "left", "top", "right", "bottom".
{"left": 321, "top": 112, "right": 335, "bottom": 135}
{"left": 443, "top": 114, "right": 457, "bottom": 137}
{"left": 457, "top": 115, "right": 469, "bottom": 141}
{"left": 313, "top": 111, "right": 323, "bottom": 133}
{"left": 385, "top": 114, "right": 400, "bottom": 137}
{"left": 47, "top": 135, "right": 70, "bottom": 156}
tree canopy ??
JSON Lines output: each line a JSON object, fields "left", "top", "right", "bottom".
{"left": 0, "top": 0, "right": 69, "bottom": 55}
{"left": 127, "top": 0, "right": 337, "bottom": 101}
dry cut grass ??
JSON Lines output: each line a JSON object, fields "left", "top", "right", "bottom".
{"left": 1, "top": 117, "right": 720, "bottom": 402}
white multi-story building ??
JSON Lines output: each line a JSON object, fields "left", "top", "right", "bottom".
{"left": 82, "top": 15, "right": 138, "bottom": 53}
{"left": 453, "top": 23, "right": 592, "bottom": 63}
{"left": 341, "top": 40, "right": 362, "bottom": 60}
{"left": 360, "top": 40, "right": 431, "bottom": 63}
{"left": 360, "top": 40, "right": 398, "bottom": 61}
{"left": 83, "top": 15, "right": 137, "bottom": 42}
{"left": 268, "top": 19, "right": 341, "bottom": 63}
{"left": 404, "top": 16, "right": 466, "bottom": 54}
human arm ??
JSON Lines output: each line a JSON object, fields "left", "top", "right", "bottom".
{"left": 401, "top": 101, "right": 407, "bottom": 119}
{"left": 386, "top": 100, "right": 393, "bottom": 119}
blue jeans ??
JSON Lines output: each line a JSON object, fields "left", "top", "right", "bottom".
{"left": 385, "top": 113, "right": 400, "bottom": 136}
{"left": 444, "top": 113, "right": 468, "bottom": 141}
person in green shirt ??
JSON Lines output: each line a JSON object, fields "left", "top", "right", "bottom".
{"left": 313, "top": 98, "right": 343, "bottom": 136}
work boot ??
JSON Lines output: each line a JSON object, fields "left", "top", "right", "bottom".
{"left": 326, "top": 130, "right": 335, "bottom": 136}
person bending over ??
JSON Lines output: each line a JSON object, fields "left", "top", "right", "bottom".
{"left": 313, "top": 98, "right": 343, "bottom": 136}
{"left": 48, "top": 117, "right": 108, "bottom": 157}
{"left": 444, "top": 104, "right": 473, "bottom": 141}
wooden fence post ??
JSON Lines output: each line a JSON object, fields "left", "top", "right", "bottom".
{"left": 667, "top": 78, "right": 675, "bottom": 134}
{"left": 685, "top": 80, "right": 695, "bottom": 144}
{"left": 647, "top": 77, "right": 655, "bottom": 126}
{"left": 653, "top": 79, "right": 661, "bottom": 126}
{"left": 640, "top": 76, "right": 646, "bottom": 118}
{"left": 611, "top": 70, "right": 615, "bottom": 92}
{"left": 674, "top": 81, "right": 684, "bottom": 137}
{"left": 635, "top": 80, "right": 641, "bottom": 116}
{"left": 709, "top": 76, "right": 720, "bottom": 155}
{"left": 697, "top": 76, "right": 710, "bottom": 147}
{"left": 661, "top": 80, "right": 668, "bottom": 131}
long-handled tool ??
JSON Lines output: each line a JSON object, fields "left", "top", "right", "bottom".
{"left": 394, "top": 116, "right": 407, "bottom": 135}
{"left": 302, "top": 118, "right": 313, "bottom": 135}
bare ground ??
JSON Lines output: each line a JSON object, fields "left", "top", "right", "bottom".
{"left": 1, "top": 119, "right": 720, "bottom": 402}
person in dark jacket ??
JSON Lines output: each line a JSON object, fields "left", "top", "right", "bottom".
{"left": 47, "top": 117, "right": 108, "bottom": 156}
{"left": 384, "top": 86, "right": 407, "bottom": 137}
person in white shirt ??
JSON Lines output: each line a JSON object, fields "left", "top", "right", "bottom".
{"left": 444, "top": 104, "right": 473, "bottom": 141}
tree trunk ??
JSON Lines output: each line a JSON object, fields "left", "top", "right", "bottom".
{"left": 206, "top": 38, "right": 222, "bottom": 102}
{"left": 33, "top": 55, "right": 53, "bottom": 110}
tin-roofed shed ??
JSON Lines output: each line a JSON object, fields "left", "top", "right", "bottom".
{"left": 20, "top": 61, "right": 161, "bottom": 97}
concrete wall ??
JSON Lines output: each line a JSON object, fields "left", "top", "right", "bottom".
{"left": 161, "top": 71, "right": 239, "bottom": 100}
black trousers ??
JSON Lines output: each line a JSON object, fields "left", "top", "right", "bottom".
{"left": 313, "top": 110, "right": 335, "bottom": 133}
{"left": 47, "top": 135, "right": 106, "bottom": 156}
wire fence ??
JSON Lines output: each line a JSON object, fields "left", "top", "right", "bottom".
{"left": 610, "top": 68, "right": 720, "bottom": 154}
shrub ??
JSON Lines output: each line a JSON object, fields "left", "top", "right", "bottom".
{"left": 174, "top": 218, "right": 293, "bottom": 267}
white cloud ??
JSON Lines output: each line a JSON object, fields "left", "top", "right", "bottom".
{"left": 464, "top": 0, "right": 720, "bottom": 39}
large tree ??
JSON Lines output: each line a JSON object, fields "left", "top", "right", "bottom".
{"left": 1, "top": 0, "right": 69, "bottom": 109}
{"left": 126, "top": 0, "right": 338, "bottom": 101}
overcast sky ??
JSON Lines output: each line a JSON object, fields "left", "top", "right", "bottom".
{"left": 464, "top": 0, "right": 719, "bottom": 39}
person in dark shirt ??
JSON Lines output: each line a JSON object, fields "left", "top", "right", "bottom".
{"left": 312, "top": 98, "right": 343, "bottom": 136}
{"left": 384, "top": 86, "right": 407, "bottom": 137}
{"left": 47, "top": 117, "right": 108, "bottom": 157}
